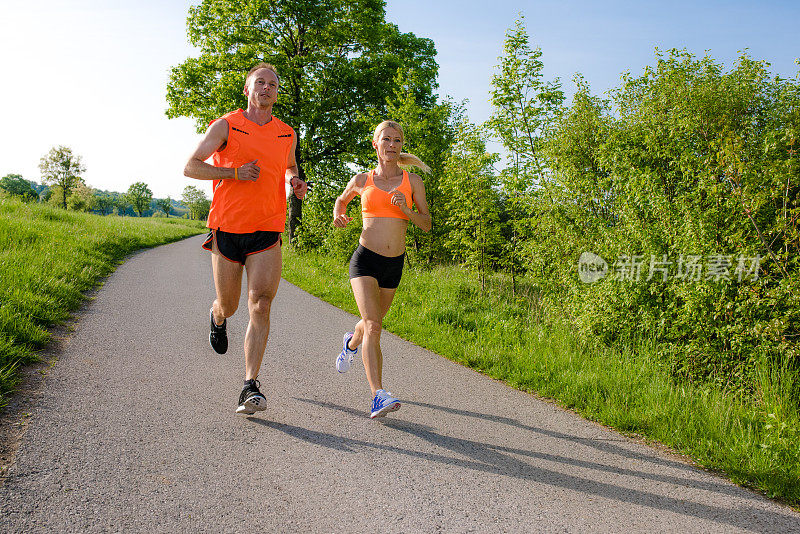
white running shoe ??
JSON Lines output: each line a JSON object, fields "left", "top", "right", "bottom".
{"left": 370, "top": 389, "right": 401, "bottom": 418}
{"left": 336, "top": 331, "right": 357, "bottom": 373}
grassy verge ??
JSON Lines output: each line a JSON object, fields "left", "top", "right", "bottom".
{"left": 282, "top": 246, "right": 800, "bottom": 506}
{"left": 0, "top": 198, "right": 205, "bottom": 407}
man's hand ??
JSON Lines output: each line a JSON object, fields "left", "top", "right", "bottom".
{"left": 290, "top": 176, "right": 308, "bottom": 199}
{"left": 237, "top": 160, "right": 260, "bottom": 181}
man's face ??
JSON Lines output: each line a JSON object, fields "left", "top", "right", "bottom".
{"left": 244, "top": 68, "right": 279, "bottom": 108}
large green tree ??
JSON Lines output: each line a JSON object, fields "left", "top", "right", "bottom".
{"left": 487, "top": 17, "right": 564, "bottom": 291}
{"left": 535, "top": 49, "right": 800, "bottom": 390}
{"left": 38, "top": 146, "right": 85, "bottom": 209}
{"left": 126, "top": 182, "right": 153, "bottom": 217}
{"left": 166, "top": 0, "right": 438, "bottom": 242}
{"left": 488, "top": 16, "right": 563, "bottom": 182}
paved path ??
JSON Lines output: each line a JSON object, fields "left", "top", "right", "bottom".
{"left": 1, "top": 235, "right": 798, "bottom": 533}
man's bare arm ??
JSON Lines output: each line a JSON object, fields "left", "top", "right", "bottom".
{"left": 184, "top": 120, "right": 260, "bottom": 181}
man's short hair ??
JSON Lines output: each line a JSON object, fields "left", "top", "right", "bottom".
{"left": 246, "top": 62, "right": 280, "bottom": 86}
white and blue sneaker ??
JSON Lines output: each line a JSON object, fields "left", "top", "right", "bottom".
{"left": 336, "top": 332, "right": 358, "bottom": 373}
{"left": 370, "top": 389, "right": 401, "bottom": 419}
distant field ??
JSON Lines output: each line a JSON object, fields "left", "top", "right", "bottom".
{"left": 0, "top": 198, "right": 205, "bottom": 407}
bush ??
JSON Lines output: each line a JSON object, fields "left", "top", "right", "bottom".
{"left": 533, "top": 50, "right": 799, "bottom": 393}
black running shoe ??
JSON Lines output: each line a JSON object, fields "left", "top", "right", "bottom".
{"left": 209, "top": 309, "right": 228, "bottom": 354}
{"left": 236, "top": 380, "right": 267, "bottom": 415}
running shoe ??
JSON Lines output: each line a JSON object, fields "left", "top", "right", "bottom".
{"left": 336, "top": 331, "right": 357, "bottom": 373}
{"left": 370, "top": 389, "right": 400, "bottom": 419}
{"left": 236, "top": 379, "right": 266, "bottom": 415}
{"left": 209, "top": 309, "right": 228, "bottom": 354}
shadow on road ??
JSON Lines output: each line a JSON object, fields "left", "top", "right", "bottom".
{"left": 401, "top": 400, "right": 740, "bottom": 487}
{"left": 245, "top": 397, "right": 795, "bottom": 533}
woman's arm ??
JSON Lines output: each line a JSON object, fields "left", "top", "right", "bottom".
{"left": 333, "top": 174, "right": 365, "bottom": 228}
{"left": 391, "top": 173, "right": 432, "bottom": 232}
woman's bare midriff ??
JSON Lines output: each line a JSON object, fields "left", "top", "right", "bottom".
{"left": 359, "top": 217, "right": 408, "bottom": 257}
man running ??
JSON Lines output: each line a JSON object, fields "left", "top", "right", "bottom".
{"left": 183, "top": 62, "right": 307, "bottom": 415}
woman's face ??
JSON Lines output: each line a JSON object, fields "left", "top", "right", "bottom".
{"left": 374, "top": 127, "right": 403, "bottom": 162}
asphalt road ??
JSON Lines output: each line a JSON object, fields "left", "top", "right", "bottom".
{"left": 1, "top": 235, "right": 798, "bottom": 533}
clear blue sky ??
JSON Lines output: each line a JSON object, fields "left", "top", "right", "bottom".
{"left": 0, "top": 0, "right": 797, "bottom": 199}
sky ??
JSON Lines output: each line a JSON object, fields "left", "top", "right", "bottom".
{"left": 0, "top": 0, "right": 798, "bottom": 200}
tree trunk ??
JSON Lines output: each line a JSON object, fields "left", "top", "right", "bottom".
{"left": 287, "top": 156, "right": 306, "bottom": 244}
{"left": 288, "top": 194, "right": 302, "bottom": 243}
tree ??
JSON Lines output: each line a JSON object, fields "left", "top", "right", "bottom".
{"left": 166, "top": 0, "right": 439, "bottom": 242}
{"left": 156, "top": 196, "right": 173, "bottom": 217}
{"left": 67, "top": 182, "right": 96, "bottom": 212}
{"left": 531, "top": 48, "right": 800, "bottom": 391}
{"left": 38, "top": 146, "right": 85, "bottom": 209}
{"left": 114, "top": 194, "right": 130, "bottom": 216}
{"left": 488, "top": 16, "right": 563, "bottom": 183}
{"left": 0, "top": 174, "right": 38, "bottom": 202}
{"left": 40, "top": 187, "right": 53, "bottom": 202}
{"left": 126, "top": 181, "right": 153, "bottom": 216}
{"left": 94, "top": 192, "right": 116, "bottom": 215}
{"left": 46, "top": 186, "right": 64, "bottom": 207}
{"left": 441, "top": 119, "right": 502, "bottom": 292}
{"left": 182, "top": 185, "right": 210, "bottom": 220}
{"left": 487, "top": 16, "right": 564, "bottom": 292}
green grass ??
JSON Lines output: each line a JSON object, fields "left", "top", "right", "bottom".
{"left": 282, "top": 246, "right": 800, "bottom": 506}
{"left": 0, "top": 198, "right": 205, "bottom": 407}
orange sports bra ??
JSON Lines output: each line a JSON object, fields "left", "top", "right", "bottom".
{"left": 359, "top": 170, "right": 412, "bottom": 220}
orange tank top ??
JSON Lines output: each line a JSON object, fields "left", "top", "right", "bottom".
{"left": 207, "top": 109, "right": 295, "bottom": 233}
{"left": 359, "top": 170, "right": 412, "bottom": 220}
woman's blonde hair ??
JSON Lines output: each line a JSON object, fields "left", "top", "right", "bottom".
{"left": 373, "top": 120, "right": 431, "bottom": 174}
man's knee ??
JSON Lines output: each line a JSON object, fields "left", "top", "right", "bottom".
{"left": 248, "top": 289, "right": 276, "bottom": 316}
{"left": 217, "top": 299, "right": 239, "bottom": 317}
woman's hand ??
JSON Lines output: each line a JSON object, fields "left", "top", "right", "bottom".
{"left": 389, "top": 188, "right": 411, "bottom": 214}
{"left": 333, "top": 213, "right": 353, "bottom": 228}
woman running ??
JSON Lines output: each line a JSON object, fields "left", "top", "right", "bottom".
{"left": 332, "top": 120, "right": 432, "bottom": 418}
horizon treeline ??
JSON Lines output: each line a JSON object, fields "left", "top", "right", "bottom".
{"left": 0, "top": 170, "right": 210, "bottom": 221}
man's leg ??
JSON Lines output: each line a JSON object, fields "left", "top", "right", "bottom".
{"left": 242, "top": 244, "right": 282, "bottom": 380}
{"left": 209, "top": 242, "right": 244, "bottom": 354}
{"left": 211, "top": 251, "right": 243, "bottom": 325}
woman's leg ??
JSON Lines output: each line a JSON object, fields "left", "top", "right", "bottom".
{"left": 348, "top": 287, "right": 396, "bottom": 350}
{"left": 349, "top": 276, "right": 397, "bottom": 395}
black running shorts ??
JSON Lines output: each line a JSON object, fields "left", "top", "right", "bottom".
{"left": 348, "top": 245, "right": 405, "bottom": 289}
{"left": 202, "top": 229, "right": 281, "bottom": 265}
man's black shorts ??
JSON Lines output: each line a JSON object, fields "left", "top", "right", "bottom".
{"left": 202, "top": 229, "right": 281, "bottom": 265}
{"left": 348, "top": 245, "right": 405, "bottom": 289}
